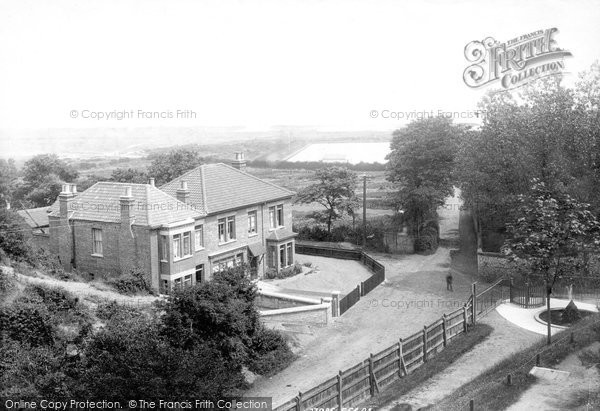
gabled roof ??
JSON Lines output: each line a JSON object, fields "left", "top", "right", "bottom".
{"left": 17, "top": 206, "right": 51, "bottom": 228}
{"left": 48, "top": 182, "right": 204, "bottom": 226}
{"left": 160, "top": 163, "right": 295, "bottom": 215}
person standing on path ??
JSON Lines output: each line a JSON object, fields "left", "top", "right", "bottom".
{"left": 446, "top": 273, "right": 453, "bottom": 291}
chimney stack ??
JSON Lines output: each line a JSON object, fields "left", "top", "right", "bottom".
{"left": 176, "top": 180, "right": 190, "bottom": 204}
{"left": 59, "top": 184, "right": 74, "bottom": 219}
{"left": 149, "top": 178, "right": 155, "bottom": 187}
{"left": 120, "top": 186, "right": 135, "bottom": 227}
{"left": 231, "top": 152, "right": 247, "bottom": 172}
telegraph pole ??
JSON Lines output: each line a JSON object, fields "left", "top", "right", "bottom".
{"left": 362, "top": 174, "right": 367, "bottom": 247}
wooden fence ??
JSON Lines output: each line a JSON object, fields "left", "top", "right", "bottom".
{"left": 295, "top": 242, "right": 386, "bottom": 316}
{"left": 274, "top": 299, "right": 474, "bottom": 411}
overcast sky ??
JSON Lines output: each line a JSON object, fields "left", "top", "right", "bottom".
{"left": 0, "top": 0, "right": 599, "bottom": 138}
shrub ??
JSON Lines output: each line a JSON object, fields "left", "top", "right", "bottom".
{"left": 107, "top": 267, "right": 151, "bottom": 295}
{"left": 265, "top": 263, "right": 303, "bottom": 279}
{"left": 0, "top": 305, "right": 54, "bottom": 346}
{"left": 24, "top": 284, "right": 79, "bottom": 313}
{"left": 248, "top": 327, "right": 295, "bottom": 376}
{"left": 0, "top": 209, "right": 33, "bottom": 262}
{"left": 96, "top": 301, "right": 139, "bottom": 321}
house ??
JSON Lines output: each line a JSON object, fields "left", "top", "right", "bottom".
{"left": 47, "top": 154, "right": 297, "bottom": 293}
{"left": 16, "top": 206, "right": 51, "bottom": 250}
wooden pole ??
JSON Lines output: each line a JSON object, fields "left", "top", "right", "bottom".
{"left": 463, "top": 304, "right": 468, "bottom": 332}
{"left": 423, "top": 325, "right": 428, "bottom": 362}
{"left": 337, "top": 370, "right": 343, "bottom": 408}
{"left": 507, "top": 374, "right": 512, "bottom": 386}
{"left": 297, "top": 392, "right": 303, "bottom": 411}
{"left": 399, "top": 338, "right": 407, "bottom": 376}
{"left": 362, "top": 174, "right": 367, "bottom": 247}
{"left": 470, "top": 399, "right": 474, "bottom": 411}
{"left": 369, "top": 353, "right": 375, "bottom": 396}
{"left": 442, "top": 314, "right": 447, "bottom": 347}
{"left": 471, "top": 283, "right": 477, "bottom": 324}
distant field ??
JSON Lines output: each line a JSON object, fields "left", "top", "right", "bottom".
{"left": 286, "top": 142, "right": 390, "bottom": 164}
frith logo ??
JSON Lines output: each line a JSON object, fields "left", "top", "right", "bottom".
{"left": 463, "top": 28, "right": 572, "bottom": 90}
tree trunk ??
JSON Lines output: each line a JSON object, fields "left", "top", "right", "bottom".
{"left": 327, "top": 213, "right": 332, "bottom": 235}
{"left": 546, "top": 286, "right": 552, "bottom": 345}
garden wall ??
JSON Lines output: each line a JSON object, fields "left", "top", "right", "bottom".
{"left": 260, "top": 303, "right": 332, "bottom": 326}
{"left": 257, "top": 291, "right": 322, "bottom": 310}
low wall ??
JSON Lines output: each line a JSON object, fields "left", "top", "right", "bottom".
{"left": 260, "top": 303, "right": 332, "bottom": 326}
{"left": 257, "top": 291, "right": 322, "bottom": 310}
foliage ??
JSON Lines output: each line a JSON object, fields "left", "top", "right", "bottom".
{"left": 264, "top": 262, "right": 303, "bottom": 279}
{"left": 457, "top": 65, "right": 600, "bottom": 250}
{"left": 561, "top": 300, "right": 581, "bottom": 323}
{"left": 106, "top": 267, "right": 152, "bottom": 295}
{"left": 247, "top": 327, "right": 295, "bottom": 376}
{"left": 0, "top": 208, "right": 33, "bottom": 262}
{"left": 414, "top": 226, "right": 439, "bottom": 254}
{"left": 0, "top": 304, "right": 54, "bottom": 346}
{"left": 147, "top": 148, "right": 204, "bottom": 186}
{"left": 12, "top": 154, "right": 79, "bottom": 207}
{"left": 504, "top": 179, "right": 600, "bottom": 342}
{"left": 0, "top": 158, "right": 18, "bottom": 206}
{"left": 110, "top": 167, "right": 148, "bottom": 184}
{"left": 295, "top": 167, "right": 359, "bottom": 234}
{"left": 386, "top": 116, "right": 464, "bottom": 235}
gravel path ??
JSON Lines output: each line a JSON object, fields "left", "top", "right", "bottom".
{"left": 379, "top": 310, "right": 541, "bottom": 410}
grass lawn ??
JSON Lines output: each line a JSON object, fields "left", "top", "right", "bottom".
{"left": 361, "top": 323, "right": 494, "bottom": 410}
{"left": 431, "top": 314, "right": 600, "bottom": 411}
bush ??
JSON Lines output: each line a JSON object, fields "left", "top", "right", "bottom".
{"left": 248, "top": 327, "right": 295, "bottom": 376}
{"left": 0, "top": 209, "right": 33, "bottom": 262}
{"left": 96, "top": 301, "right": 139, "bottom": 321}
{"left": 0, "top": 305, "right": 54, "bottom": 346}
{"left": 107, "top": 267, "right": 151, "bottom": 295}
{"left": 264, "top": 263, "right": 303, "bottom": 279}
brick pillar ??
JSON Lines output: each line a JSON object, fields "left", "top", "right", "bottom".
{"left": 119, "top": 186, "right": 136, "bottom": 275}
{"left": 57, "top": 184, "right": 74, "bottom": 271}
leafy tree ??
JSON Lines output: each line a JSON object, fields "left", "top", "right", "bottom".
{"left": 295, "top": 166, "right": 358, "bottom": 234}
{"left": 0, "top": 208, "right": 32, "bottom": 261}
{"left": 457, "top": 65, "right": 600, "bottom": 250}
{"left": 386, "top": 116, "right": 463, "bottom": 235}
{"left": 503, "top": 180, "right": 600, "bottom": 344}
{"left": 147, "top": 148, "right": 204, "bottom": 186}
{"left": 110, "top": 167, "right": 148, "bottom": 184}
{"left": 0, "top": 158, "right": 18, "bottom": 208}
{"left": 13, "top": 154, "right": 79, "bottom": 207}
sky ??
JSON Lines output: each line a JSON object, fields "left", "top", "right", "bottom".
{"left": 0, "top": 0, "right": 599, "bottom": 151}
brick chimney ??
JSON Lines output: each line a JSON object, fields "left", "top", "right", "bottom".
{"left": 59, "top": 184, "right": 75, "bottom": 219}
{"left": 57, "top": 184, "right": 75, "bottom": 271}
{"left": 231, "top": 152, "right": 246, "bottom": 172}
{"left": 120, "top": 186, "right": 135, "bottom": 228}
{"left": 176, "top": 180, "right": 190, "bottom": 203}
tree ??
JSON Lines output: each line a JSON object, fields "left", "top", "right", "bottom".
{"left": 147, "top": 148, "right": 204, "bottom": 186}
{"left": 110, "top": 168, "right": 148, "bottom": 184}
{"left": 0, "top": 158, "right": 17, "bottom": 208}
{"left": 503, "top": 180, "right": 600, "bottom": 344}
{"left": 13, "top": 154, "right": 79, "bottom": 207}
{"left": 295, "top": 167, "right": 358, "bottom": 235}
{"left": 457, "top": 65, "right": 600, "bottom": 250}
{"left": 386, "top": 116, "right": 463, "bottom": 235}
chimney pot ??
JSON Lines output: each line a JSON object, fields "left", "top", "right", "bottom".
{"left": 149, "top": 178, "right": 155, "bottom": 187}
{"left": 61, "top": 184, "right": 70, "bottom": 194}
{"left": 123, "top": 186, "right": 132, "bottom": 198}
{"left": 181, "top": 180, "right": 188, "bottom": 190}
{"left": 231, "top": 152, "right": 247, "bottom": 172}
{"left": 70, "top": 184, "right": 77, "bottom": 194}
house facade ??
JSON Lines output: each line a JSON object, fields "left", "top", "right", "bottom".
{"left": 47, "top": 156, "right": 297, "bottom": 293}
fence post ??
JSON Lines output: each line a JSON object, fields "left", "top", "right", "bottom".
{"left": 442, "top": 314, "right": 447, "bottom": 347}
{"left": 536, "top": 354, "right": 540, "bottom": 366}
{"left": 369, "top": 353, "right": 375, "bottom": 396}
{"left": 463, "top": 304, "right": 468, "bottom": 332}
{"left": 337, "top": 370, "right": 343, "bottom": 408}
{"left": 356, "top": 285, "right": 361, "bottom": 301}
{"left": 422, "top": 325, "right": 428, "bottom": 362}
{"left": 331, "top": 291, "right": 340, "bottom": 317}
{"left": 397, "top": 339, "right": 403, "bottom": 377}
{"left": 471, "top": 283, "right": 477, "bottom": 324}
{"left": 469, "top": 399, "right": 474, "bottom": 411}
{"left": 297, "top": 392, "right": 303, "bottom": 411}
